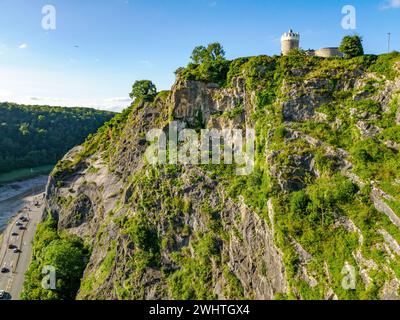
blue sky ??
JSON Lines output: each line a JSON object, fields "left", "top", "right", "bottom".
{"left": 0, "top": 0, "right": 399, "bottom": 111}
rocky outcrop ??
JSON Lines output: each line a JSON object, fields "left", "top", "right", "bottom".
{"left": 281, "top": 79, "right": 331, "bottom": 122}
{"left": 371, "top": 188, "right": 400, "bottom": 230}
{"left": 171, "top": 78, "right": 253, "bottom": 129}
{"left": 218, "top": 198, "right": 287, "bottom": 299}
{"left": 356, "top": 121, "right": 382, "bottom": 138}
{"left": 38, "top": 54, "right": 400, "bottom": 301}
{"left": 375, "top": 78, "right": 400, "bottom": 113}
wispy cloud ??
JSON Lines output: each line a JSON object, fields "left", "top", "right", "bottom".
{"left": 106, "top": 97, "right": 132, "bottom": 103}
{"left": 18, "top": 43, "right": 28, "bottom": 49}
{"left": 139, "top": 59, "right": 154, "bottom": 67}
{"left": 380, "top": 0, "right": 400, "bottom": 9}
{"left": 29, "top": 96, "right": 66, "bottom": 102}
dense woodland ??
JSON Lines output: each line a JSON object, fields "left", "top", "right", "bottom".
{"left": 0, "top": 103, "right": 115, "bottom": 175}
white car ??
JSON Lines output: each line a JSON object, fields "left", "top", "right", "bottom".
{"left": 0, "top": 290, "right": 5, "bottom": 299}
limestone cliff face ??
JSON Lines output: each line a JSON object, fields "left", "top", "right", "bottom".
{"left": 40, "top": 53, "right": 400, "bottom": 300}
{"left": 42, "top": 77, "right": 287, "bottom": 300}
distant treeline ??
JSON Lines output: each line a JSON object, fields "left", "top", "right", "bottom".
{"left": 0, "top": 102, "right": 115, "bottom": 174}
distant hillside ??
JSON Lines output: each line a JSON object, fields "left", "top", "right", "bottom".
{"left": 0, "top": 103, "right": 116, "bottom": 175}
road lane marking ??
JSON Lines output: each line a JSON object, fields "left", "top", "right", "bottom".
{"left": 6, "top": 274, "right": 14, "bottom": 292}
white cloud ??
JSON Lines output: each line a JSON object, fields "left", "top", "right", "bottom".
{"left": 381, "top": 0, "right": 400, "bottom": 9}
{"left": 29, "top": 96, "right": 66, "bottom": 102}
{"left": 18, "top": 43, "right": 28, "bottom": 49}
{"left": 28, "top": 96, "right": 41, "bottom": 101}
{"left": 107, "top": 97, "right": 132, "bottom": 103}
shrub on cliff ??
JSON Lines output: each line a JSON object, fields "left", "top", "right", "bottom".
{"left": 129, "top": 80, "right": 157, "bottom": 102}
{"left": 178, "top": 43, "right": 230, "bottom": 85}
{"left": 339, "top": 35, "right": 364, "bottom": 58}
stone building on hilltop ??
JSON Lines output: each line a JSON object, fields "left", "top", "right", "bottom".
{"left": 281, "top": 29, "right": 343, "bottom": 58}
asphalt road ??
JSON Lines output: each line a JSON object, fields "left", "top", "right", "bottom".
{"left": 0, "top": 193, "right": 44, "bottom": 300}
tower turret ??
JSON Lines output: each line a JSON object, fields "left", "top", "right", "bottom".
{"left": 281, "top": 29, "right": 300, "bottom": 56}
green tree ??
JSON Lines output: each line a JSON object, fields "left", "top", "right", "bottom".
{"left": 190, "top": 45, "right": 208, "bottom": 64}
{"left": 182, "top": 43, "right": 229, "bottom": 84}
{"left": 42, "top": 239, "right": 88, "bottom": 299}
{"left": 19, "top": 123, "right": 30, "bottom": 136}
{"left": 339, "top": 35, "right": 364, "bottom": 58}
{"left": 190, "top": 43, "right": 226, "bottom": 64}
{"left": 22, "top": 218, "right": 89, "bottom": 300}
{"left": 129, "top": 80, "right": 157, "bottom": 102}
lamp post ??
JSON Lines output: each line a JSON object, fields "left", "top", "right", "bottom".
{"left": 388, "top": 32, "right": 391, "bottom": 53}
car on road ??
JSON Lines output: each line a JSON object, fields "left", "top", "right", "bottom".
{"left": 8, "top": 244, "right": 16, "bottom": 250}
{"left": 19, "top": 226, "right": 26, "bottom": 231}
{"left": 1, "top": 268, "right": 9, "bottom": 274}
{"left": 16, "top": 222, "right": 22, "bottom": 227}
{"left": 11, "top": 232, "right": 18, "bottom": 237}
{"left": 13, "top": 248, "right": 20, "bottom": 253}
{"left": 0, "top": 290, "right": 5, "bottom": 299}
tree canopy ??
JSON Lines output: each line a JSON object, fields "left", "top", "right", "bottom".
{"left": 339, "top": 35, "right": 364, "bottom": 58}
{"left": 178, "top": 42, "right": 229, "bottom": 85}
{"left": 21, "top": 217, "right": 89, "bottom": 300}
{"left": 129, "top": 80, "right": 157, "bottom": 102}
{"left": 0, "top": 103, "right": 115, "bottom": 175}
{"left": 190, "top": 43, "right": 226, "bottom": 64}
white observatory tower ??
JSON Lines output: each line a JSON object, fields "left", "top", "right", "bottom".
{"left": 281, "top": 29, "right": 300, "bottom": 56}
